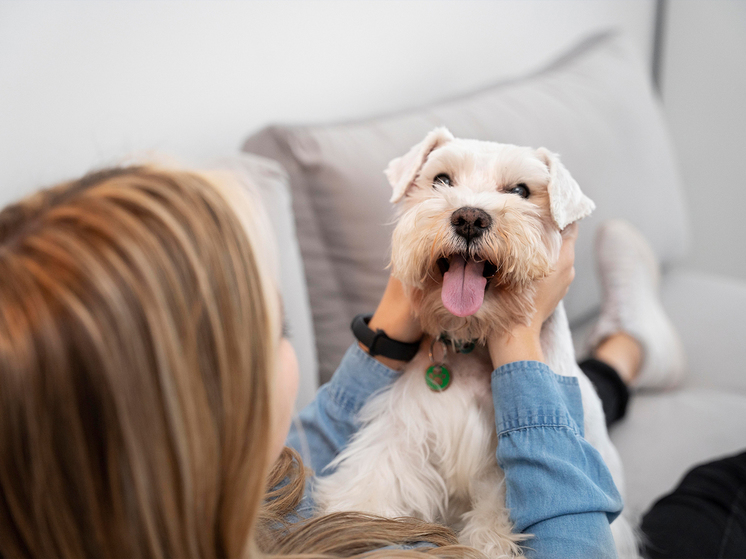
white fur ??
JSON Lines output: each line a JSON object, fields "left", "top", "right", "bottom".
{"left": 387, "top": 127, "right": 455, "bottom": 204}
{"left": 536, "top": 147, "right": 595, "bottom": 230}
{"left": 315, "top": 129, "right": 638, "bottom": 558}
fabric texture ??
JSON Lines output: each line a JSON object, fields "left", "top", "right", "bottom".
{"left": 286, "top": 345, "right": 621, "bottom": 558}
{"left": 242, "top": 31, "right": 689, "bottom": 383}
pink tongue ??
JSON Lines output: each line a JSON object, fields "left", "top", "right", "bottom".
{"left": 441, "top": 255, "right": 487, "bottom": 317}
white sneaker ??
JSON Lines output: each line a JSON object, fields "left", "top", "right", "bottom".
{"left": 587, "top": 220, "right": 686, "bottom": 389}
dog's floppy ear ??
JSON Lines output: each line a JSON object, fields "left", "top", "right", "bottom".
{"left": 537, "top": 147, "right": 595, "bottom": 230}
{"left": 386, "top": 127, "right": 454, "bottom": 203}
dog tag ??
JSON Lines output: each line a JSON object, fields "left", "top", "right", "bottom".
{"left": 425, "top": 364, "right": 451, "bottom": 392}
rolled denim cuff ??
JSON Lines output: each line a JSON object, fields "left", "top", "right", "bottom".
{"left": 492, "top": 360, "right": 585, "bottom": 437}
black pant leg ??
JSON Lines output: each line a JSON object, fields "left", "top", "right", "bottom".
{"left": 641, "top": 450, "right": 746, "bottom": 559}
{"left": 578, "top": 358, "right": 631, "bottom": 428}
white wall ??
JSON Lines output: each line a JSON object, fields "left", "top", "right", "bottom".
{"left": 661, "top": 0, "right": 746, "bottom": 281}
{"left": 0, "top": 0, "right": 656, "bottom": 206}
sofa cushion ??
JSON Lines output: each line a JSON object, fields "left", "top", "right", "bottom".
{"left": 243, "top": 31, "right": 689, "bottom": 383}
{"left": 661, "top": 269, "right": 746, "bottom": 393}
{"left": 611, "top": 388, "right": 746, "bottom": 521}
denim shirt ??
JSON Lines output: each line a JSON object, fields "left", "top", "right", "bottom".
{"left": 286, "top": 344, "right": 623, "bottom": 559}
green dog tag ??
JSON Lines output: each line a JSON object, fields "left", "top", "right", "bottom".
{"left": 425, "top": 364, "right": 451, "bottom": 392}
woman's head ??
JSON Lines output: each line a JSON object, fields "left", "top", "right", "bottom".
{"left": 0, "top": 166, "right": 295, "bottom": 558}
{"left": 0, "top": 165, "right": 479, "bottom": 559}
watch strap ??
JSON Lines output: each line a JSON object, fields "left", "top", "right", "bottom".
{"left": 351, "top": 313, "right": 421, "bottom": 361}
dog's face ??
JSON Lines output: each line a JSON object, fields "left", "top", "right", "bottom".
{"left": 387, "top": 128, "right": 594, "bottom": 342}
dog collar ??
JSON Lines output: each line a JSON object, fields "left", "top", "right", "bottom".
{"left": 351, "top": 313, "right": 421, "bottom": 361}
{"left": 438, "top": 334, "right": 477, "bottom": 354}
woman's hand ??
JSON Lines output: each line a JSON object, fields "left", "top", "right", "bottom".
{"left": 363, "top": 275, "right": 423, "bottom": 371}
{"left": 487, "top": 223, "right": 579, "bottom": 369}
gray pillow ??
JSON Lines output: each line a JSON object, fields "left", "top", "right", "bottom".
{"left": 243, "top": 31, "right": 689, "bottom": 384}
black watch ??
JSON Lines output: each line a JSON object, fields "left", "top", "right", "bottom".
{"left": 351, "top": 313, "right": 421, "bottom": 361}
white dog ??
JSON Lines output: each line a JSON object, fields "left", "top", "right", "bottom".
{"left": 314, "top": 128, "right": 637, "bottom": 558}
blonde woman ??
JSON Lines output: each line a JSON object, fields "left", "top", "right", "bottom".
{"left": 0, "top": 166, "right": 624, "bottom": 558}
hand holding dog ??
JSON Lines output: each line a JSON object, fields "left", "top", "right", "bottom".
{"left": 363, "top": 275, "right": 423, "bottom": 371}
{"left": 487, "top": 223, "right": 578, "bottom": 369}
{"left": 366, "top": 223, "right": 578, "bottom": 372}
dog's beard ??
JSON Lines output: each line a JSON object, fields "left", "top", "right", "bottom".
{"left": 392, "top": 204, "right": 560, "bottom": 343}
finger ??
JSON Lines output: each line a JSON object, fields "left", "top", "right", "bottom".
{"left": 561, "top": 222, "right": 579, "bottom": 241}
{"left": 557, "top": 238, "right": 576, "bottom": 271}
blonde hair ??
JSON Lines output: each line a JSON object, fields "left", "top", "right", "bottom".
{"left": 0, "top": 166, "right": 483, "bottom": 558}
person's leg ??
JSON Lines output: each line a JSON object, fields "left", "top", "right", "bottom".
{"left": 591, "top": 331, "right": 642, "bottom": 386}
{"left": 580, "top": 330, "right": 641, "bottom": 428}
{"left": 580, "top": 219, "right": 683, "bottom": 428}
{"left": 586, "top": 220, "right": 686, "bottom": 391}
{"left": 641, "top": 450, "right": 746, "bottom": 558}
{"left": 578, "top": 330, "right": 641, "bottom": 428}
{"left": 580, "top": 221, "right": 681, "bottom": 427}
{"left": 578, "top": 356, "right": 629, "bottom": 428}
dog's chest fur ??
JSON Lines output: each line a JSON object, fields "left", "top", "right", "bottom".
{"left": 317, "top": 340, "right": 509, "bottom": 528}
{"left": 398, "top": 342, "right": 501, "bottom": 523}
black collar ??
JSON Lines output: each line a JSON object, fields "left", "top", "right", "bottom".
{"left": 437, "top": 334, "right": 477, "bottom": 354}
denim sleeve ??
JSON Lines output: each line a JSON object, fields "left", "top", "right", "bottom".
{"left": 285, "top": 343, "right": 400, "bottom": 476}
{"left": 492, "top": 361, "right": 623, "bottom": 559}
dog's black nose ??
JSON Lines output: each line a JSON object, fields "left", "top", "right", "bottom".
{"left": 450, "top": 207, "right": 492, "bottom": 242}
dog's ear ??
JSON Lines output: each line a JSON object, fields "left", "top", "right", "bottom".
{"left": 537, "top": 147, "right": 595, "bottom": 230}
{"left": 386, "top": 127, "right": 454, "bottom": 203}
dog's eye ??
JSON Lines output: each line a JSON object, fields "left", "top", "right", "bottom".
{"left": 509, "top": 184, "right": 530, "bottom": 199}
{"left": 433, "top": 173, "right": 452, "bottom": 187}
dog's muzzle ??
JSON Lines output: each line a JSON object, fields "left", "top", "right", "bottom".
{"left": 450, "top": 206, "right": 492, "bottom": 244}
{"left": 433, "top": 207, "right": 500, "bottom": 318}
